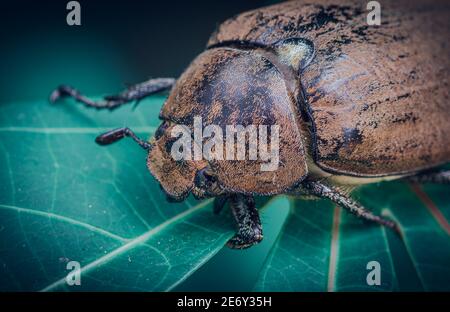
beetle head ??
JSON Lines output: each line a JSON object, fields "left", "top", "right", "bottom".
{"left": 146, "top": 120, "right": 224, "bottom": 202}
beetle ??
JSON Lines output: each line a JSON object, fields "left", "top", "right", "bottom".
{"left": 50, "top": 0, "right": 450, "bottom": 249}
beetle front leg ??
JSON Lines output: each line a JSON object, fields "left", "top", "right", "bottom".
{"left": 227, "top": 194, "right": 263, "bottom": 249}
{"left": 301, "top": 181, "right": 400, "bottom": 234}
{"left": 407, "top": 169, "right": 450, "bottom": 184}
{"left": 50, "top": 78, "right": 175, "bottom": 110}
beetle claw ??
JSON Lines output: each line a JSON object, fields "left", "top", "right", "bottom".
{"left": 226, "top": 230, "right": 263, "bottom": 249}
{"left": 49, "top": 85, "right": 72, "bottom": 103}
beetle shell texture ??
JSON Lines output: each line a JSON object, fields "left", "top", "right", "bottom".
{"left": 154, "top": 47, "right": 308, "bottom": 196}
{"left": 208, "top": 0, "right": 450, "bottom": 177}
{"left": 148, "top": 0, "right": 450, "bottom": 198}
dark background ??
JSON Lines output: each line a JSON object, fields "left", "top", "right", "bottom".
{"left": 0, "top": 0, "right": 277, "bottom": 103}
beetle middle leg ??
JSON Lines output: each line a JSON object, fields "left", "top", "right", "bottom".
{"left": 50, "top": 78, "right": 175, "bottom": 110}
{"left": 300, "top": 181, "right": 400, "bottom": 234}
{"left": 226, "top": 194, "right": 263, "bottom": 249}
{"left": 407, "top": 169, "right": 450, "bottom": 184}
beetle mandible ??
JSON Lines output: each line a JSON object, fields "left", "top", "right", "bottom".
{"left": 51, "top": 0, "right": 450, "bottom": 249}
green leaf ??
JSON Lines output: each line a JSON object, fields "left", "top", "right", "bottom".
{"left": 174, "top": 196, "right": 291, "bottom": 291}
{"left": 0, "top": 96, "right": 238, "bottom": 291}
{"left": 254, "top": 182, "right": 450, "bottom": 291}
{"left": 1, "top": 96, "right": 449, "bottom": 291}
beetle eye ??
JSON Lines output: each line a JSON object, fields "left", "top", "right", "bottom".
{"left": 194, "top": 167, "right": 215, "bottom": 188}
{"left": 274, "top": 37, "right": 315, "bottom": 72}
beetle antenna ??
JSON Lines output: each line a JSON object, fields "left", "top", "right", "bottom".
{"left": 95, "top": 127, "right": 152, "bottom": 150}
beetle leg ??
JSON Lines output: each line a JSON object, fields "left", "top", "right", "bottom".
{"left": 407, "top": 170, "right": 450, "bottom": 184}
{"left": 301, "top": 181, "right": 400, "bottom": 234}
{"left": 95, "top": 127, "right": 152, "bottom": 150}
{"left": 50, "top": 78, "right": 175, "bottom": 110}
{"left": 213, "top": 195, "right": 228, "bottom": 215}
{"left": 227, "top": 194, "right": 263, "bottom": 249}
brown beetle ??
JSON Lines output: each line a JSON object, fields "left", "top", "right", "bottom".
{"left": 51, "top": 0, "right": 450, "bottom": 249}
